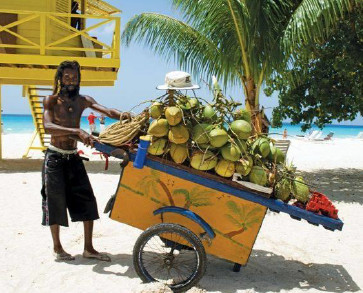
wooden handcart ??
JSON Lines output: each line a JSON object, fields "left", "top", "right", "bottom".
{"left": 95, "top": 142, "right": 344, "bottom": 292}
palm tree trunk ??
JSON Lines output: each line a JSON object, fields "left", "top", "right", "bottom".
{"left": 224, "top": 227, "right": 245, "bottom": 238}
{"left": 157, "top": 179, "right": 175, "bottom": 206}
{"left": 245, "top": 78, "right": 262, "bottom": 134}
{"left": 184, "top": 201, "right": 191, "bottom": 210}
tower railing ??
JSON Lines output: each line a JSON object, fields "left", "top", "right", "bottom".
{"left": 0, "top": 9, "right": 120, "bottom": 61}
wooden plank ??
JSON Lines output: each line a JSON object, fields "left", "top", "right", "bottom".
{"left": 232, "top": 174, "right": 273, "bottom": 195}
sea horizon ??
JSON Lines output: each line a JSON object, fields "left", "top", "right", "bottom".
{"left": 1, "top": 113, "right": 362, "bottom": 138}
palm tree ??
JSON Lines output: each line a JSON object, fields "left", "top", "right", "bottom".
{"left": 122, "top": 0, "right": 355, "bottom": 132}
{"left": 224, "top": 201, "right": 264, "bottom": 238}
{"left": 173, "top": 187, "right": 213, "bottom": 209}
{"left": 138, "top": 169, "right": 175, "bottom": 206}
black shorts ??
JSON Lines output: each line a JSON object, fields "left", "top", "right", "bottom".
{"left": 41, "top": 149, "right": 99, "bottom": 227}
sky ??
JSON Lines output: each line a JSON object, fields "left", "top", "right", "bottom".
{"left": 1, "top": 0, "right": 362, "bottom": 126}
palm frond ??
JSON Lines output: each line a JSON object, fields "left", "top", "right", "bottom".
{"left": 224, "top": 214, "right": 243, "bottom": 228}
{"left": 245, "top": 206, "right": 263, "bottom": 220}
{"left": 122, "top": 13, "right": 222, "bottom": 81}
{"left": 173, "top": 189, "right": 190, "bottom": 201}
{"left": 226, "top": 200, "right": 241, "bottom": 215}
{"left": 151, "top": 184, "right": 161, "bottom": 198}
{"left": 282, "top": 0, "right": 354, "bottom": 52}
{"left": 245, "top": 217, "right": 262, "bottom": 228}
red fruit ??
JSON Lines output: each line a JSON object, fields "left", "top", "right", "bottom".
{"left": 306, "top": 192, "right": 339, "bottom": 219}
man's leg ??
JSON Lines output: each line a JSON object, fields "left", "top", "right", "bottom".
{"left": 50, "top": 224, "right": 75, "bottom": 260}
{"left": 83, "top": 220, "right": 95, "bottom": 253}
{"left": 42, "top": 150, "right": 72, "bottom": 261}
{"left": 83, "top": 220, "right": 110, "bottom": 261}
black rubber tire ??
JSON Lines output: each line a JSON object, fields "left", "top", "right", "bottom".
{"left": 133, "top": 223, "right": 207, "bottom": 292}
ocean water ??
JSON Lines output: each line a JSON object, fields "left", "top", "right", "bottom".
{"left": 1, "top": 114, "right": 363, "bottom": 138}
{"left": 1, "top": 114, "right": 113, "bottom": 134}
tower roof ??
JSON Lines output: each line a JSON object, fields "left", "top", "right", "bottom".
{"left": 77, "top": 0, "right": 121, "bottom": 16}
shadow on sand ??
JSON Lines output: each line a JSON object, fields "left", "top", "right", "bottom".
{"left": 301, "top": 168, "right": 363, "bottom": 204}
{"left": 63, "top": 249, "right": 360, "bottom": 292}
{"left": 203, "top": 249, "right": 360, "bottom": 292}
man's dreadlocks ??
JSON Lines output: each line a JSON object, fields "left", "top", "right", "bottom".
{"left": 53, "top": 60, "right": 81, "bottom": 95}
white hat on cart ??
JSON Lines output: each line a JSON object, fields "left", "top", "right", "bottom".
{"left": 157, "top": 71, "right": 200, "bottom": 90}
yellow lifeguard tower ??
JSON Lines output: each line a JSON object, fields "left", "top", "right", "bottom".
{"left": 0, "top": 0, "right": 121, "bottom": 159}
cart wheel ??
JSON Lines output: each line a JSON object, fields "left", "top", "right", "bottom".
{"left": 133, "top": 223, "right": 207, "bottom": 292}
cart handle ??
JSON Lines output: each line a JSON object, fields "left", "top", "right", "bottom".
{"left": 153, "top": 206, "right": 216, "bottom": 239}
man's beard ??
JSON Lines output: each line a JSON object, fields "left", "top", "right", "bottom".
{"left": 60, "top": 84, "right": 80, "bottom": 97}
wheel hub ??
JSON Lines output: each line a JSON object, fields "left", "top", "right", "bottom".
{"left": 164, "top": 255, "right": 174, "bottom": 267}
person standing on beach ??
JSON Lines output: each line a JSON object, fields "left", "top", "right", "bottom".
{"left": 283, "top": 129, "right": 288, "bottom": 139}
{"left": 87, "top": 112, "right": 97, "bottom": 133}
{"left": 99, "top": 114, "right": 106, "bottom": 132}
{"left": 42, "top": 60, "right": 130, "bottom": 261}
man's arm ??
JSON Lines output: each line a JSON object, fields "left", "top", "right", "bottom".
{"left": 43, "top": 96, "right": 95, "bottom": 146}
{"left": 84, "top": 96, "right": 131, "bottom": 121}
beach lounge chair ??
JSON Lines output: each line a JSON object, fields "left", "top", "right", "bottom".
{"left": 324, "top": 132, "right": 334, "bottom": 140}
{"left": 274, "top": 139, "right": 291, "bottom": 156}
{"left": 296, "top": 130, "right": 319, "bottom": 139}
{"left": 308, "top": 130, "right": 323, "bottom": 140}
{"left": 311, "top": 132, "right": 334, "bottom": 141}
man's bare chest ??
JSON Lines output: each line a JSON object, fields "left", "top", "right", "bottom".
{"left": 53, "top": 97, "right": 84, "bottom": 127}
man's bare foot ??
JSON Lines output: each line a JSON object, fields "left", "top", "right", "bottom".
{"left": 83, "top": 248, "right": 111, "bottom": 262}
{"left": 53, "top": 248, "right": 75, "bottom": 261}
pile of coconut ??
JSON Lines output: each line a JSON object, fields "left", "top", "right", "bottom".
{"left": 144, "top": 79, "right": 312, "bottom": 206}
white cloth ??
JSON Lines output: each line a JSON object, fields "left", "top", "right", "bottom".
{"left": 48, "top": 145, "right": 77, "bottom": 155}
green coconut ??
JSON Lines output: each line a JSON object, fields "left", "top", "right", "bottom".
{"left": 259, "top": 139, "right": 271, "bottom": 158}
{"left": 147, "top": 119, "right": 169, "bottom": 137}
{"left": 203, "top": 105, "right": 216, "bottom": 120}
{"left": 192, "top": 123, "right": 213, "bottom": 144}
{"left": 209, "top": 128, "right": 228, "bottom": 148}
{"left": 249, "top": 166, "right": 268, "bottom": 186}
{"left": 221, "top": 143, "right": 242, "bottom": 162}
{"left": 252, "top": 138, "right": 271, "bottom": 158}
{"left": 170, "top": 143, "right": 188, "bottom": 164}
{"left": 165, "top": 106, "right": 183, "bottom": 126}
{"left": 148, "top": 138, "right": 167, "bottom": 156}
{"left": 190, "top": 150, "right": 218, "bottom": 171}
{"left": 274, "top": 179, "right": 291, "bottom": 201}
{"left": 230, "top": 120, "right": 252, "bottom": 139}
{"left": 235, "top": 156, "right": 253, "bottom": 176}
{"left": 269, "top": 145, "right": 285, "bottom": 164}
{"left": 168, "top": 124, "right": 189, "bottom": 144}
{"left": 292, "top": 176, "right": 310, "bottom": 203}
{"left": 215, "top": 159, "right": 235, "bottom": 178}
{"left": 189, "top": 98, "right": 199, "bottom": 108}
{"left": 150, "top": 102, "right": 163, "bottom": 119}
{"left": 233, "top": 108, "right": 252, "bottom": 123}
{"left": 177, "top": 102, "right": 191, "bottom": 110}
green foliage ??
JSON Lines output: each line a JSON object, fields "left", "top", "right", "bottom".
{"left": 265, "top": 8, "right": 363, "bottom": 131}
{"left": 122, "top": 0, "right": 354, "bottom": 106}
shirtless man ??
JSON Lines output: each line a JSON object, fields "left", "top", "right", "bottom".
{"left": 42, "top": 60, "right": 130, "bottom": 261}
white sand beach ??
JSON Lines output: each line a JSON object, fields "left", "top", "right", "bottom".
{"left": 0, "top": 133, "right": 362, "bottom": 293}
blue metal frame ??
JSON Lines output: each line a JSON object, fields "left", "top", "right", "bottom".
{"left": 94, "top": 143, "right": 344, "bottom": 232}
{"left": 154, "top": 206, "right": 216, "bottom": 239}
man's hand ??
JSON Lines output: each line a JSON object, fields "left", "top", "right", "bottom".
{"left": 78, "top": 129, "right": 98, "bottom": 147}
{"left": 121, "top": 112, "right": 132, "bottom": 122}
